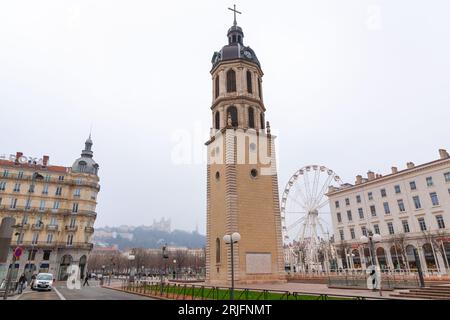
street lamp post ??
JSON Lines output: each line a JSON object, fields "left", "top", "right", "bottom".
{"left": 2, "top": 222, "right": 24, "bottom": 300}
{"left": 223, "top": 232, "right": 241, "bottom": 300}
{"left": 101, "top": 265, "right": 105, "bottom": 285}
{"left": 27, "top": 220, "right": 43, "bottom": 282}
{"left": 161, "top": 244, "right": 169, "bottom": 295}
{"left": 25, "top": 172, "right": 44, "bottom": 283}
{"left": 412, "top": 248, "right": 425, "bottom": 288}
{"left": 172, "top": 259, "right": 177, "bottom": 280}
{"left": 360, "top": 231, "right": 382, "bottom": 295}
{"left": 3, "top": 255, "right": 17, "bottom": 300}
{"left": 127, "top": 254, "right": 135, "bottom": 285}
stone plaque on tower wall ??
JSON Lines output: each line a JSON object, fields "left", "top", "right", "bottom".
{"left": 245, "top": 253, "right": 272, "bottom": 274}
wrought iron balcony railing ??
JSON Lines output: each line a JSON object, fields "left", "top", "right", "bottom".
{"left": 85, "top": 226, "right": 95, "bottom": 233}
{"left": 0, "top": 172, "right": 100, "bottom": 190}
{"left": 46, "top": 224, "right": 58, "bottom": 231}
{"left": 65, "top": 225, "right": 78, "bottom": 232}
{"left": 10, "top": 241, "right": 94, "bottom": 250}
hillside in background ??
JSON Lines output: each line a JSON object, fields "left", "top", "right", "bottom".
{"left": 93, "top": 225, "right": 205, "bottom": 250}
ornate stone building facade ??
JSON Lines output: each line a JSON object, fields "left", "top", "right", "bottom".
{"left": 205, "top": 15, "right": 285, "bottom": 284}
{"left": 328, "top": 149, "right": 450, "bottom": 274}
{"left": 0, "top": 136, "right": 100, "bottom": 281}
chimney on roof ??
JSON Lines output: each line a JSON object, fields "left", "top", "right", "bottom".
{"left": 367, "top": 171, "right": 375, "bottom": 181}
{"left": 406, "top": 162, "right": 415, "bottom": 169}
{"left": 355, "top": 175, "right": 363, "bottom": 185}
{"left": 439, "top": 149, "right": 449, "bottom": 159}
{"left": 43, "top": 155, "right": 49, "bottom": 166}
{"left": 15, "top": 152, "right": 23, "bottom": 163}
{"left": 391, "top": 166, "right": 398, "bottom": 174}
{"left": 328, "top": 186, "right": 338, "bottom": 193}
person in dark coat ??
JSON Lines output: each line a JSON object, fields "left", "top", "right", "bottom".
{"left": 83, "top": 273, "right": 90, "bottom": 286}
{"left": 17, "top": 274, "right": 26, "bottom": 293}
{"left": 30, "top": 273, "right": 37, "bottom": 289}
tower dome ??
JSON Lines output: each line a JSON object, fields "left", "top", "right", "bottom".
{"left": 211, "top": 12, "right": 260, "bottom": 68}
{"left": 72, "top": 135, "right": 99, "bottom": 175}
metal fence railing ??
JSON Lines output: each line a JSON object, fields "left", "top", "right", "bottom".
{"left": 117, "top": 280, "right": 387, "bottom": 300}
{"left": 289, "top": 269, "right": 450, "bottom": 278}
{"left": 327, "top": 274, "right": 420, "bottom": 290}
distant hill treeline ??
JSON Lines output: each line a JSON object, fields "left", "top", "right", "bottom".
{"left": 94, "top": 226, "right": 205, "bottom": 250}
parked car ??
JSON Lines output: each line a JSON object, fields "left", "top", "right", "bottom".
{"left": 32, "top": 273, "right": 54, "bottom": 291}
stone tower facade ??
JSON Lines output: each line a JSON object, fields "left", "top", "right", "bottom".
{"left": 205, "top": 18, "right": 285, "bottom": 284}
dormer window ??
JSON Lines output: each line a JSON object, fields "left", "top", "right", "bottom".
{"left": 78, "top": 161, "right": 87, "bottom": 172}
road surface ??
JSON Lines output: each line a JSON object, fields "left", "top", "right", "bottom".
{"left": 17, "top": 281, "right": 154, "bottom": 300}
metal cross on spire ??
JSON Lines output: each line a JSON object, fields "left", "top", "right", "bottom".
{"left": 228, "top": 4, "right": 241, "bottom": 26}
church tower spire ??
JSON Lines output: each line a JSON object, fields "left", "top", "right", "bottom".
{"left": 205, "top": 9, "right": 285, "bottom": 285}
{"left": 81, "top": 134, "right": 94, "bottom": 158}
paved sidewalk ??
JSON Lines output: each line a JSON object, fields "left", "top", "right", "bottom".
{"left": 8, "top": 286, "right": 34, "bottom": 300}
{"left": 236, "top": 282, "right": 389, "bottom": 299}
{"left": 186, "top": 281, "right": 407, "bottom": 299}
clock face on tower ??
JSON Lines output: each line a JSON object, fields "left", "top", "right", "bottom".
{"left": 243, "top": 50, "right": 252, "bottom": 59}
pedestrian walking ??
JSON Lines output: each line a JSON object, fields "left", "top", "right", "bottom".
{"left": 30, "top": 273, "right": 37, "bottom": 289}
{"left": 83, "top": 273, "right": 90, "bottom": 287}
{"left": 17, "top": 274, "right": 26, "bottom": 294}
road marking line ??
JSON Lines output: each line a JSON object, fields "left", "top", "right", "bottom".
{"left": 54, "top": 287, "right": 66, "bottom": 300}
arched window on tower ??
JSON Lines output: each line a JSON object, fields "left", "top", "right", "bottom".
{"left": 226, "top": 69, "right": 236, "bottom": 93}
{"left": 215, "top": 112, "right": 220, "bottom": 130}
{"left": 258, "top": 77, "right": 262, "bottom": 100}
{"left": 246, "top": 71, "right": 253, "bottom": 94}
{"left": 248, "top": 107, "right": 255, "bottom": 128}
{"left": 227, "top": 106, "right": 238, "bottom": 127}
{"left": 216, "top": 238, "right": 221, "bottom": 263}
{"left": 260, "top": 113, "right": 265, "bottom": 129}
{"left": 215, "top": 76, "right": 220, "bottom": 98}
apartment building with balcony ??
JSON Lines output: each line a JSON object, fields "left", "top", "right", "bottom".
{"left": 327, "top": 149, "right": 450, "bottom": 275}
{"left": 0, "top": 136, "right": 100, "bottom": 281}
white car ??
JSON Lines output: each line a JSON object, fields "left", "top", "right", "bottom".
{"left": 32, "top": 273, "right": 54, "bottom": 291}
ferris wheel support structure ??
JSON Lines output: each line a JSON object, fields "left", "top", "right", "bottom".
{"left": 281, "top": 165, "right": 343, "bottom": 274}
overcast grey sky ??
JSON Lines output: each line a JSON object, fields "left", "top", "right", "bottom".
{"left": 1, "top": 1, "right": 449, "bottom": 234}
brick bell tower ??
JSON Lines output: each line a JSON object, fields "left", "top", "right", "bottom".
{"left": 205, "top": 7, "right": 285, "bottom": 285}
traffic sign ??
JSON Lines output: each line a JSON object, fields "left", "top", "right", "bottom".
{"left": 13, "top": 247, "right": 23, "bottom": 259}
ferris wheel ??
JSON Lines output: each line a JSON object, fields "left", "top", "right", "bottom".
{"left": 280, "top": 165, "right": 343, "bottom": 249}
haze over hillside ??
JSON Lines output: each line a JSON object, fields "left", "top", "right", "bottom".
{"left": 93, "top": 220, "right": 205, "bottom": 250}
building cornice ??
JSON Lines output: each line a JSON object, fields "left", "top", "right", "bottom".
{"left": 327, "top": 157, "right": 450, "bottom": 197}
{"left": 210, "top": 95, "right": 266, "bottom": 112}
{"left": 210, "top": 59, "right": 263, "bottom": 76}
